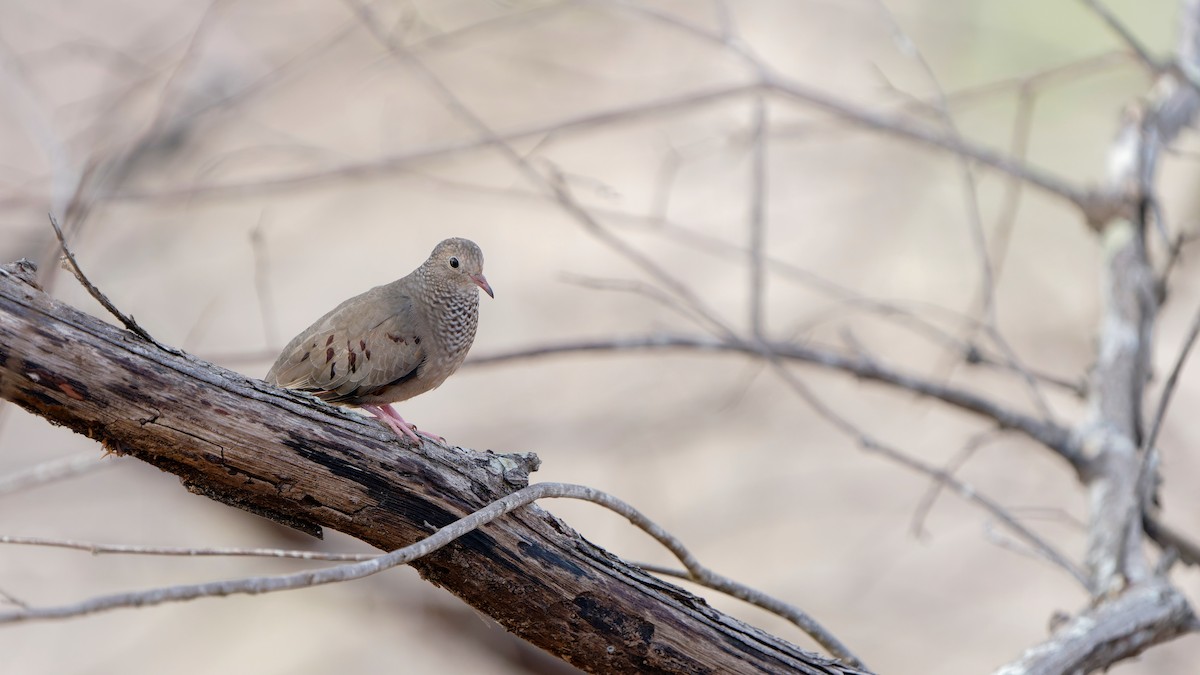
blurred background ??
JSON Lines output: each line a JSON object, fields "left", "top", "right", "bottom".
{"left": 2, "top": 0, "right": 1199, "bottom": 672}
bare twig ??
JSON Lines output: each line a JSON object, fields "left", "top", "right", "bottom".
{"left": 1144, "top": 514, "right": 1200, "bottom": 566}
{"left": 1142, "top": 301, "right": 1200, "bottom": 453}
{"left": 0, "top": 535, "right": 377, "bottom": 561}
{"left": 762, "top": 357, "right": 1091, "bottom": 590}
{"left": 106, "top": 82, "right": 759, "bottom": 204}
{"left": 558, "top": 273, "right": 726, "bottom": 332}
{"left": 0, "top": 453, "right": 112, "bottom": 497}
{"left": 470, "top": 333, "right": 1081, "bottom": 469}
{"left": 871, "top": 0, "right": 1054, "bottom": 424}
{"left": 0, "top": 588, "right": 27, "bottom": 609}
{"left": 1081, "top": 0, "right": 1162, "bottom": 70}
{"left": 249, "top": 218, "right": 279, "bottom": 350}
{"left": 597, "top": 0, "right": 1097, "bottom": 215}
{"left": 0, "top": 530, "right": 858, "bottom": 665}
{"left": 0, "top": 481, "right": 866, "bottom": 669}
{"left": 910, "top": 427, "right": 1006, "bottom": 539}
{"left": 632, "top": 560, "right": 858, "bottom": 662}
{"left": 871, "top": 0, "right": 996, "bottom": 314}
{"left": 47, "top": 213, "right": 165, "bottom": 347}
{"left": 987, "top": 85, "right": 1037, "bottom": 280}
{"left": 631, "top": 215, "right": 1085, "bottom": 394}
{"left": 748, "top": 96, "right": 768, "bottom": 340}
{"left": 1134, "top": 301, "right": 1200, "bottom": 570}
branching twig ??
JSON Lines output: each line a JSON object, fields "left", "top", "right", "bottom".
{"left": 470, "top": 333, "right": 1081, "bottom": 469}
{"left": 761, "top": 357, "right": 1092, "bottom": 591}
{"left": 0, "top": 531, "right": 859, "bottom": 665}
{"left": 597, "top": 0, "right": 1097, "bottom": 215}
{"left": 871, "top": 0, "right": 1054, "bottom": 424}
{"left": 631, "top": 560, "right": 858, "bottom": 661}
{"left": 0, "top": 481, "right": 867, "bottom": 669}
{"left": 910, "top": 427, "right": 1005, "bottom": 539}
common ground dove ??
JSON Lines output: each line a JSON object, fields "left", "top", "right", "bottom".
{"left": 265, "top": 238, "right": 493, "bottom": 443}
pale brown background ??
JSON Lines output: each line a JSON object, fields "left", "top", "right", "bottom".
{"left": 2, "top": 1, "right": 1199, "bottom": 673}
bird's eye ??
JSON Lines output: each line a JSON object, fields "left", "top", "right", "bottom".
{"left": 449, "top": 257, "right": 460, "bottom": 269}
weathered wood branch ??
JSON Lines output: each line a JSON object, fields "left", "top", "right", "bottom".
{"left": 0, "top": 259, "right": 867, "bottom": 674}
{"left": 994, "top": 1, "right": 1200, "bottom": 672}
{"left": 994, "top": 578, "right": 1196, "bottom": 675}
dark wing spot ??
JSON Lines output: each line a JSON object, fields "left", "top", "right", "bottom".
{"left": 329, "top": 363, "right": 337, "bottom": 379}
{"left": 347, "top": 351, "right": 357, "bottom": 373}
{"left": 359, "top": 340, "right": 367, "bottom": 351}
{"left": 325, "top": 335, "right": 335, "bottom": 347}
{"left": 364, "top": 348, "right": 372, "bottom": 360}
{"left": 325, "top": 347, "right": 335, "bottom": 363}
{"left": 299, "top": 351, "right": 310, "bottom": 362}
{"left": 386, "top": 332, "right": 406, "bottom": 344}
{"left": 413, "top": 336, "right": 421, "bottom": 345}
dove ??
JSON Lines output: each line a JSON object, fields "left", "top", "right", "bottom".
{"left": 265, "top": 238, "right": 493, "bottom": 443}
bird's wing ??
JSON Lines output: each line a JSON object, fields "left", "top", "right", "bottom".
{"left": 266, "top": 286, "right": 428, "bottom": 402}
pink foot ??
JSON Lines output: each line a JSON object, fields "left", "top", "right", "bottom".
{"left": 361, "top": 404, "right": 444, "bottom": 444}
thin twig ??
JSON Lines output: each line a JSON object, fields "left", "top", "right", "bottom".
{"left": 249, "top": 217, "right": 279, "bottom": 350}
{"left": 0, "top": 588, "right": 27, "bottom": 609}
{"left": 47, "top": 213, "right": 165, "bottom": 348}
{"left": 987, "top": 85, "right": 1037, "bottom": 282}
{"left": 871, "top": 0, "right": 1054, "bottom": 424}
{"left": 558, "top": 273, "right": 725, "bottom": 332}
{"left": 871, "top": 0, "right": 996, "bottom": 313}
{"left": 1142, "top": 301, "right": 1200, "bottom": 453}
{"left": 0, "top": 532, "right": 858, "bottom": 665}
{"left": 1134, "top": 302, "right": 1200, "bottom": 572}
{"left": 910, "top": 427, "right": 1006, "bottom": 539}
{"left": 626, "top": 213, "right": 1085, "bottom": 394}
{"left": 469, "top": 333, "right": 1081, "bottom": 469}
{"left": 748, "top": 95, "right": 768, "bottom": 340}
{"left": 763, "top": 359, "right": 1093, "bottom": 591}
{"left": 0, "top": 481, "right": 867, "bottom": 669}
{"left": 106, "top": 82, "right": 758, "bottom": 204}
{"left": 631, "top": 560, "right": 857, "bottom": 660}
{"left": 1144, "top": 513, "right": 1200, "bottom": 566}
{"left": 346, "top": 3, "right": 740, "bottom": 344}
{"left": 596, "top": 0, "right": 1095, "bottom": 213}
{"left": 0, "top": 454, "right": 112, "bottom": 497}
{"left": 0, "top": 536, "right": 377, "bottom": 561}
{"left": 1081, "top": 0, "right": 1162, "bottom": 71}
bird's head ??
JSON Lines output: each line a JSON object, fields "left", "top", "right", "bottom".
{"left": 426, "top": 238, "right": 494, "bottom": 299}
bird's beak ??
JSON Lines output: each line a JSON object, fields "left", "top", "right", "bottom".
{"left": 472, "top": 273, "right": 494, "bottom": 299}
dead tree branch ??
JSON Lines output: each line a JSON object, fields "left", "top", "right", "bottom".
{"left": 992, "top": 0, "right": 1200, "bottom": 671}
{"left": 471, "top": 334, "right": 1080, "bottom": 470}
{"left": 0, "top": 258, "right": 867, "bottom": 675}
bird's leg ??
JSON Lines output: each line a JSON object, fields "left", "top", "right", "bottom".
{"left": 361, "top": 404, "right": 422, "bottom": 443}
{"left": 382, "top": 404, "right": 446, "bottom": 443}
{"left": 361, "top": 404, "right": 444, "bottom": 444}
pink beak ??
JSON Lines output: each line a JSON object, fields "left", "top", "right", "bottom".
{"left": 472, "top": 273, "right": 494, "bottom": 299}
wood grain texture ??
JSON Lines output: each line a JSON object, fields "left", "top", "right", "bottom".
{"left": 0, "top": 259, "right": 867, "bottom": 675}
